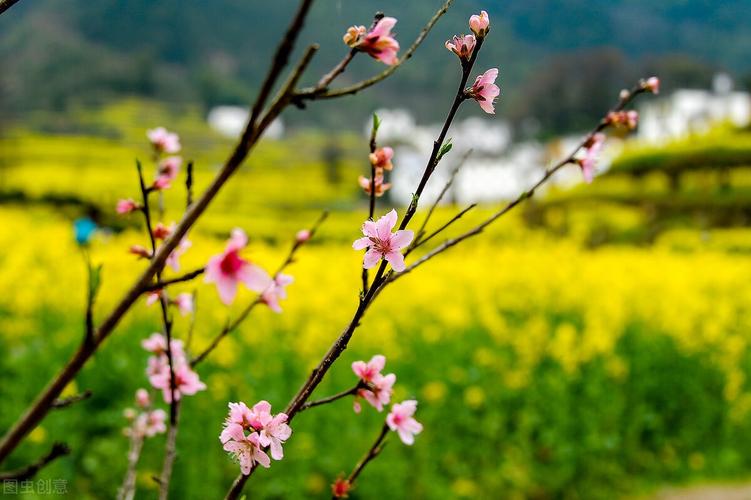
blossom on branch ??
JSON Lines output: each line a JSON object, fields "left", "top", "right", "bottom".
{"left": 261, "top": 274, "right": 294, "bottom": 313}
{"left": 295, "top": 229, "right": 311, "bottom": 243}
{"left": 205, "top": 228, "right": 272, "bottom": 305}
{"left": 386, "top": 400, "right": 423, "bottom": 445}
{"left": 171, "top": 293, "right": 194, "bottom": 316}
{"left": 445, "top": 34, "right": 476, "bottom": 61}
{"left": 152, "top": 156, "right": 182, "bottom": 190}
{"left": 343, "top": 17, "right": 399, "bottom": 66}
{"left": 644, "top": 76, "right": 660, "bottom": 94}
{"left": 116, "top": 198, "right": 140, "bottom": 214}
{"left": 147, "top": 127, "right": 181, "bottom": 154}
{"left": 358, "top": 174, "right": 391, "bottom": 197}
{"left": 576, "top": 132, "right": 606, "bottom": 184}
{"left": 352, "top": 209, "right": 413, "bottom": 272}
{"left": 606, "top": 110, "right": 639, "bottom": 130}
{"left": 332, "top": 477, "right": 352, "bottom": 498}
{"left": 220, "top": 400, "right": 292, "bottom": 473}
{"left": 469, "top": 10, "right": 490, "bottom": 38}
{"left": 352, "top": 355, "right": 396, "bottom": 413}
{"left": 468, "top": 68, "right": 500, "bottom": 114}
{"left": 142, "top": 333, "right": 205, "bottom": 403}
{"left": 369, "top": 146, "right": 394, "bottom": 171}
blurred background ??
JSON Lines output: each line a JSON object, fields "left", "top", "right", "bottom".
{"left": 2, "top": 0, "right": 751, "bottom": 498}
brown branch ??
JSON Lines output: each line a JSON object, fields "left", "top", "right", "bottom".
{"left": 0, "top": 0, "right": 317, "bottom": 465}
{"left": 143, "top": 268, "right": 205, "bottom": 293}
{"left": 390, "top": 84, "right": 651, "bottom": 284}
{"left": 0, "top": 443, "right": 70, "bottom": 481}
{"left": 295, "top": 0, "right": 455, "bottom": 101}
{"left": 407, "top": 203, "right": 476, "bottom": 254}
{"left": 51, "top": 390, "right": 92, "bottom": 409}
{"left": 158, "top": 401, "right": 181, "bottom": 500}
{"left": 117, "top": 432, "right": 144, "bottom": 500}
{"left": 333, "top": 423, "right": 389, "bottom": 498}
{"left": 361, "top": 120, "right": 379, "bottom": 295}
{"left": 411, "top": 149, "right": 472, "bottom": 247}
{"left": 0, "top": 0, "right": 22, "bottom": 16}
{"left": 299, "top": 382, "right": 365, "bottom": 413}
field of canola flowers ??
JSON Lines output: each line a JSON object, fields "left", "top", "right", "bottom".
{"left": 3, "top": 116, "right": 751, "bottom": 498}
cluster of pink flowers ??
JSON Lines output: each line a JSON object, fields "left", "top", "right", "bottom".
{"left": 350, "top": 355, "right": 423, "bottom": 445}
{"left": 220, "top": 401, "right": 292, "bottom": 474}
{"left": 607, "top": 110, "right": 639, "bottom": 130}
{"left": 351, "top": 355, "right": 396, "bottom": 413}
{"left": 343, "top": 17, "right": 399, "bottom": 65}
{"left": 146, "top": 127, "right": 183, "bottom": 191}
{"left": 142, "top": 333, "right": 205, "bottom": 403}
{"left": 359, "top": 146, "right": 394, "bottom": 197}
{"left": 123, "top": 388, "right": 167, "bottom": 439}
{"left": 353, "top": 209, "right": 413, "bottom": 272}
{"left": 577, "top": 132, "right": 607, "bottom": 184}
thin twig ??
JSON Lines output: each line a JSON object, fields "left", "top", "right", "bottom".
{"left": 389, "top": 85, "right": 651, "bottom": 284}
{"left": 299, "top": 382, "right": 365, "bottom": 413}
{"left": 295, "top": 0, "right": 455, "bottom": 101}
{"left": 408, "top": 203, "right": 476, "bottom": 255}
{"left": 158, "top": 401, "right": 181, "bottom": 500}
{"left": 361, "top": 121, "right": 379, "bottom": 295}
{"left": 51, "top": 390, "right": 92, "bottom": 409}
{"left": 0, "top": 0, "right": 22, "bottom": 16}
{"left": 412, "top": 149, "right": 472, "bottom": 246}
{"left": 117, "top": 432, "right": 144, "bottom": 500}
{"left": 0, "top": 443, "right": 70, "bottom": 481}
{"left": 334, "top": 423, "right": 389, "bottom": 498}
{"left": 143, "top": 268, "right": 205, "bottom": 292}
{"left": 185, "top": 161, "right": 194, "bottom": 208}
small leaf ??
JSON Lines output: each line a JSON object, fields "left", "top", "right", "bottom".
{"left": 372, "top": 113, "right": 381, "bottom": 134}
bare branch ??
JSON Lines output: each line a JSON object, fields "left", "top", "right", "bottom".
{"left": 0, "top": 0, "right": 22, "bottom": 17}
{"left": 143, "top": 268, "right": 205, "bottom": 293}
{"left": 296, "top": 0, "right": 455, "bottom": 101}
{"left": 51, "top": 390, "right": 92, "bottom": 410}
{"left": 0, "top": 443, "right": 70, "bottom": 481}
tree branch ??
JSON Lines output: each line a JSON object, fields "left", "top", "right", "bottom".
{"left": 143, "top": 268, "right": 205, "bottom": 293}
{"left": 0, "top": 0, "right": 22, "bottom": 17}
{"left": 0, "top": 443, "right": 70, "bottom": 481}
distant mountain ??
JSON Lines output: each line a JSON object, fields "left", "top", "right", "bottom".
{"left": 1, "top": 0, "right": 749, "bottom": 134}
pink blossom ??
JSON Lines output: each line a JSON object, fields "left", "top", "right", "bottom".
{"left": 358, "top": 373, "right": 395, "bottom": 412}
{"left": 171, "top": 292, "right": 194, "bottom": 316}
{"left": 152, "top": 156, "right": 182, "bottom": 190}
{"left": 220, "top": 400, "right": 291, "bottom": 471}
{"left": 352, "top": 209, "right": 413, "bottom": 272}
{"left": 147, "top": 127, "right": 181, "bottom": 154}
{"left": 358, "top": 174, "right": 391, "bottom": 197}
{"left": 116, "top": 198, "right": 140, "bottom": 214}
{"left": 577, "top": 133, "right": 606, "bottom": 184}
{"left": 352, "top": 354, "right": 386, "bottom": 383}
{"left": 166, "top": 237, "right": 192, "bottom": 272}
{"left": 129, "top": 245, "right": 152, "bottom": 259}
{"left": 469, "top": 10, "right": 490, "bottom": 38}
{"left": 141, "top": 333, "right": 185, "bottom": 360}
{"left": 344, "top": 17, "right": 399, "bottom": 65}
{"left": 205, "top": 229, "right": 272, "bottom": 305}
{"left": 295, "top": 229, "right": 311, "bottom": 243}
{"left": 261, "top": 273, "right": 294, "bottom": 313}
{"left": 645, "top": 76, "right": 660, "bottom": 94}
{"left": 258, "top": 412, "right": 292, "bottom": 460}
{"left": 469, "top": 68, "right": 500, "bottom": 114}
{"left": 152, "top": 222, "right": 173, "bottom": 240}
{"left": 606, "top": 110, "right": 639, "bottom": 130}
{"left": 145, "top": 290, "right": 162, "bottom": 306}
{"left": 386, "top": 400, "right": 423, "bottom": 445}
{"left": 222, "top": 429, "right": 270, "bottom": 474}
{"left": 368, "top": 147, "right": 394, "bottom": 171}
{"left": 140, "top": 409, "right": 167, "bottom": 437}
{"left": 445, "top": 34, "right": 476, "bottom": 61}
{"left": 155, "top": 364, "right": 206, "bottom": 403}
{"left": 135, "top": 388, "right": 150, "bottom": 408}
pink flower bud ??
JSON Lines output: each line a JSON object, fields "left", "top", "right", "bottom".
{"left": 343, "top": 17, "right": 399, "bottom": 65}
{"left": 368, "top": 146, "right": 394, "bottom": 171}
{"left": 619, "top": 89, "right": 630, "bottom": 100}
{"left": 645, "top": 76, "right": 660, "bottom": 94}
{"left": 358, "top": 174, "right": 391, "bottom": 197}
{"left": 147, "top": 127, "right": 181, "bottom": 154}
{"left": 469, "top": 10, "right": 490, "bottom": 38}
{"left": 135, "top": 388, "right": 150, "bottom": 408}
{"left": 129, "top": 245, "right": 152, "bottom": 259}
{"left": 295, "top": 229, "right": 311, "bottom": 243}
{"left": 116, "top": 198, "right": 140, "bottom": 214}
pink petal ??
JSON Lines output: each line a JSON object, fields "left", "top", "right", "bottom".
{"left": 352, "top": 236, "right": 372, "bottom": 250}
{"left": 390, "top": 230, "right": 414, "bottom": 250}
{"left": 376, "top": 210, "right": 398, "bottom": 240}
{"left": 216, "top": 274, "right": 238, "bottom": 305}
{"left": 238, "top": 263, "right": 272, "bottom": 293}
{"left": 363, "top": 249, "right": 382, "bottom": 269}
{"left": 384, "top": 251, "right": 406, "bottom": 272}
